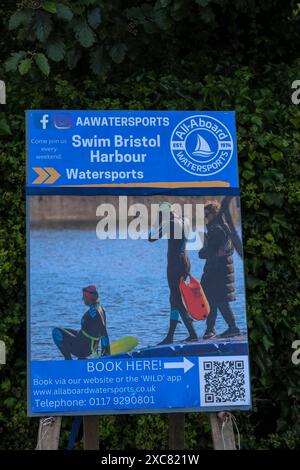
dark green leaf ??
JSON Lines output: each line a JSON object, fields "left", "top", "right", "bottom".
{"left": 262, "top": 335, "right": 274, "bottom": 351}
{"left": 87, "top": 8, "right": 101, "bottom": 30}
{"left": 73, "top": 20, "right": 96, "bottom": 48}
{"left": 251, "top": 115, "right": 263, "bottom": 127}
{"left": 242, "top": 170, "right": 255, "bottom": 181}
{"left": 0, "top": 116, "right": 11, "bottom": 135}
{"left": 4, "top": 51, "right": 26, "bottom": 72}
{"left": 125, "top": 6, "right": 145, "bottom": 21}
{"left": 66, "top": 48, "right": 82, "bottom": 69}
{"left": 18, "top": 58, "right": 32, "bottom": 75}
{"left": 264, "top": 192, "right": 284, "bottom": 207}
{"left": 89, "top": 46, "right": 105, "bottom": 75}
{"left": 195, "top": 0, "right": 210, "bottom": 6}
{"left": 34, "top": 53, "right": 50, "bottom": 76}
{"left": 4, "top": 398, "right": 16, "bottom": 409}
{"left": 42, "top": 1, "right": 57, "bottom": 14}
{"left": 56, "top": 3, "right": 73, "bottom": 21}
{"left": 110, "top": 43, "right": 127, "bottom": 64}
{"left": 46, "top": 38, "right": 66, "bottom": 62}
{"left": 9, "top": 10, "right": 33, "bottom": 30}
{"left": 199, "top": 6, "right": 214, "bottom": 22}
{"left": 270, "top": 150, "right": 283, "bottom": 161}
{"left": 34, "top": 12, "right": 53, "bottom": 42}
{"left": 154, "top": 9, "right": 170, "bottom": 30}
{"left": 160, "top": 0, "right": 172, "bottom": 6}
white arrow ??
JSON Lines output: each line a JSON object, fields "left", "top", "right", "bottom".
{"left": 164, "top": 358, "right": 195, "bottom": 374}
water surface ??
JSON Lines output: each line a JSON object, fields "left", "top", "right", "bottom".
{"left": 30, "top": 229, "right": 247, "bottom": 359}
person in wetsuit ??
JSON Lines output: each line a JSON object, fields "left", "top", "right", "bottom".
{"left": 52, "top": 285, "right": 110, "bottom": 360}
{"left": 149, "top": 202, "right": 198, "bottom": 345}
{"left": 199, "top": 201, "right": 240, "bottom": 339}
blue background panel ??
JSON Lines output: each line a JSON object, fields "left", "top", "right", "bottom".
{"left": 26, "top": 110, "right": 239, "bottom": 189}
{"left": 30, "top": 357, "right": 201, "bottom": 414}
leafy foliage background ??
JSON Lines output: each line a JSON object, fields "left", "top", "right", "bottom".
{"left": 0, "top": 0, "right": 300, "bottom": 450}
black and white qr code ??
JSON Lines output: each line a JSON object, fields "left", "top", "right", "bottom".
{"left": 199, "top": 356, "right": 250, "bottom": 407}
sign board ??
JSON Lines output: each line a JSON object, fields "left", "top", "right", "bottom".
{"left": 26, "top": 110, "right": 251, "bottom": 416}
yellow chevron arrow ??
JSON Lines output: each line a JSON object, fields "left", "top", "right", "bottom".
{"left": 32, "top": 167, "right": 50, "bottom": 184}
{"left": 44, "top": 167, "right": 61, "bottom": 184}
{"left": 32, "top": 167, "right": 61, "bottom": 184}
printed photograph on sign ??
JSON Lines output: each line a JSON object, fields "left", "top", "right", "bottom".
{"left": 29, "top": 195, "right": 247, "bottom": 361}
{"left": 28, "top": 194, "right": 250, "bottom": 414}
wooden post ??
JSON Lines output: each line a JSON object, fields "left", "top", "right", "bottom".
{"left": 209, "top": 412, "right": 236, "bottom": 450}
{"left": 36, "top": 417, "right": 62, "bottom": 450}
{"left": 36, "top": 412, "right": 237, "bottom": 451}
{"left": 168, "top": 413, "right": 185, "bottom": 450}
{"left": 83, "top": 416, "right": 100, "bottom": 450}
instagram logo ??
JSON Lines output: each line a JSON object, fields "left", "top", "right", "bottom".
{"left": 54, "top": 113, "right": 72, "bottom": 129}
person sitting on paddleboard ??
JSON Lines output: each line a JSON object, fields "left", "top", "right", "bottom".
{"left": 52, "top": 285, "right": 110, "bottom": 360}
{"left": 199, "top": 201, "right": 240, "bottom": 339}
{"left": 148, "top": 202, "right": 197, "bottom": 345}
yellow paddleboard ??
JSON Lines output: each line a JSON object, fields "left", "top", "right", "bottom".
{"left": 110, "top": 336, "right": 138, "bottom": 355}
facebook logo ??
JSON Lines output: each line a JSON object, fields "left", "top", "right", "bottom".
{"left": 34, "top": 113, "right": 51, "bottom": 129}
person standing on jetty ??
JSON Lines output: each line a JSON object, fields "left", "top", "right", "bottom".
{"left": 149, "top": 202, "right": 198, "bottom": 345}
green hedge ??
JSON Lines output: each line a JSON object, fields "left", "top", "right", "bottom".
{"left": 0, "top": 0, "right": 300, "bottom": 450}
{"left": 2, "top": 1, "right": 300, "bottom": 78}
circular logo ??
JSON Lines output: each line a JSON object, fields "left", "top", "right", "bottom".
{"left": 170, "top": 114, "right": 234, "bottom": 177}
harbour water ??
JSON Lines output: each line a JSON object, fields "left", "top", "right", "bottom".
{"left": 30, "top": 229, "right": 248, "bottom": 360}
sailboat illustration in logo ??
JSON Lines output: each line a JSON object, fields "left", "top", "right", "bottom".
{"left": 192, "top": 134, "right": 214, "bottom": 157}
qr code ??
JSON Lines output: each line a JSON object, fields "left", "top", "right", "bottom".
{"left": 199, "top": 356, "right": 250, "bottom": 407}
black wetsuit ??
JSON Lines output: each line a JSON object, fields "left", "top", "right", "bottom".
{"left": 199, "top": 215, "right": 236, "bottom": 333}
{"left": 52, "top": 303, "right": 110, "bottom": 360}
{"left": 166, "top": 216, "right": 191, "bottom": 321}
{"left": 149, "top": 212, "right": 196, "bottom": 341}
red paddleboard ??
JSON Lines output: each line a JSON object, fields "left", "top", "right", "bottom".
{"left": 179, "top": 275, "right": 210, "bottom": 321}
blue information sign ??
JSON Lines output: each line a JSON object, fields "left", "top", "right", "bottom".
{"left": 26, "top": 110, "right": 239, "bottom": 192}
{"left": 26, "top": 110, "right": 251, "bottom": 416}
